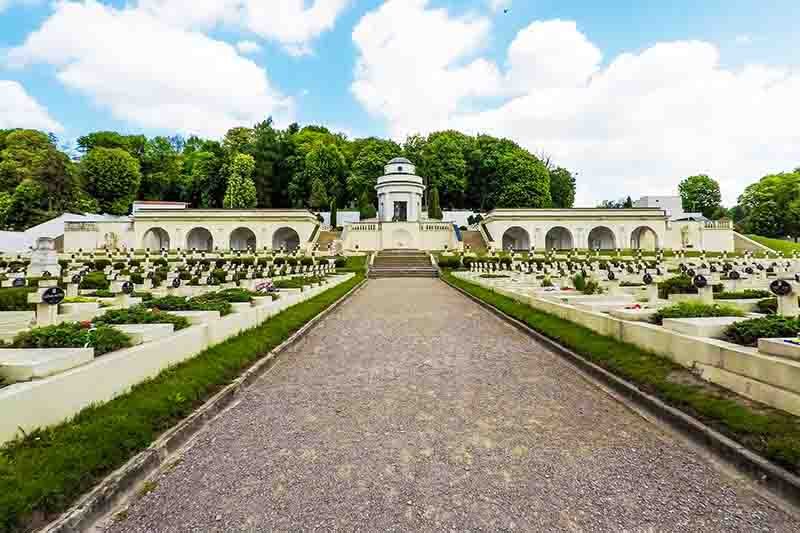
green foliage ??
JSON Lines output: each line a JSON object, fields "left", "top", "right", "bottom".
{"left": 147, "top": 294, "right": 232, "bottom": 316}
{"left": 428, "top": 186, "right": 442, "bottom": 220}
{"left": 444, "top": 272, "right": 800, "bottom": 479}
{"left": 222, "top": 153, "right": 257, "bottom": 209}
{"left": 572, "top": 273, "right": 602, "bottom": 295}
{"left": 756, "top": 298, "right": 777, "bottom": 315}
{"left": 651, "top": 302, "right": 744, "bottom": 325}
{"left": 81, "top": 147, "right": 141, "bottom": 215}
{"left": 657, "top": 275, "right": 695, "bottom": 299}
{"left": 723, "top": 315, "right": 800, "bottom": 346}
{"left": 714, "top": 289, "right": 771, "bottom": 300}
{"left": 0, "top": 274, "right": 362, "bottom": 533}
{"left": 492, "top": 150, "right": 551, "bottom": 208}
{"left": 308, "top": 177, "right": 329, "bottom": 209}
{"left": 739, "top": 171, "right": 800, "bottom": 238}
{"left": 212, "top": 288, "right": 255, "bottom": 303}
{"left": 0, "top": 287, "right": 35, "bottom": 311}
{"left": 437, "top": 256, "right": 461, "bottom": 269}
{"left": 549, "top": 167, "right": 576, "bottom": 208}
{"left": 358, "top": 189, "right": 376, "bottom": 219}
{"left": 347, "top": 138, "right": 401, "bottom": 202}
{"left": 93, "top": 305, "right": 189, "bottom": 330}
{"left": 329, "top": 199, "right": 337, "bottom": 228}
{"left": 12, "top": 323, "right": 132, "bottom": 356}
{"left": 78, "top": 272, "right": 109, "bottom": 290}
{"left": 679, "top": 174, "right": 722, "bottom": 218}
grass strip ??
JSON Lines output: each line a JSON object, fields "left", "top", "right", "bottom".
{"left": 0, "top": 274, "right": 363, "bottom": 533}
{"left": 443, "top": 271, "right": 800, "bottom": 477}
{"left": 746, "top": 235, "right": 800, "bottom": 255}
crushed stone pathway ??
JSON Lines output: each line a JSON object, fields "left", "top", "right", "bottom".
{"left": 106, "top": 278, "right": 800, "bottom": 532}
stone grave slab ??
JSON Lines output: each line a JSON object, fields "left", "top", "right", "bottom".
{"left": 661, "top": 316, "right": 749, "bottom": 339}
{"left": 0, "top": 347, "right": 93, "bottom": 382}
{"left": 112, "top": 323, "right": 175, "bottom": 345}
{"left": 757, "top": 338, "right": 800, "bottom": 362}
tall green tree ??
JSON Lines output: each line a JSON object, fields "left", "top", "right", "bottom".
{"left": 428, "top": 186, "right": 442, "bottom": 219}
{"left": 492, "top": 150, "right": 551, "bottom": 208}
{"left": 679, "top": 174, "right": 722, "bottom": 218}
{"left": 81, "top": 147, "right": 141, "bottom": 215}
{"left": 308, "top": 177, "right": 329, "bottom": 209}
{"left": 419, "top": 131, "right": 471, "bottom": 208}
{"left": 358, "top": 190, "right": 376, "bottom": 219}
{"left": 223, "top": 153, "right": 257, "bottom": 209}
{"left": 549, "top": 167, "right": 576, "bottom": 208}
{"left": 330, "top": 199, "right": 338, "bottom": 228}
{"left": 290, "top": 141, "right": 347, "bottom": 207}
{"left": 739, "top": 171, "right": 800, "bottom": 237}
{"left": 347, "top": 138, "right": 402, "bottom": 203}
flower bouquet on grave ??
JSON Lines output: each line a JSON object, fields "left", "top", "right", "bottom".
{"left": 255, "top": 279, "right": 277, "bottom": 294}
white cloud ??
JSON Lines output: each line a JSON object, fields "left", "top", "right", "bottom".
{"left": 0, "top": 80, "right": 62, "bottom": 132}
{"left": 8, "top": 0, "right": 292, "bottom": 138}
{"left": 137, "top": 0, "right": 350, "bottom": 56}
{"left": 236, "top": 40, "right": 261, "bottom": 55}
{"left": 351, "top": 2, "right": 800, "bottom": 206}
{"left": 351, "top": 0, "right": 501, "bottom": 138}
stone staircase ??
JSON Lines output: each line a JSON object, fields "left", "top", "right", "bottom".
{"left": 316, "top": 230, "right": 340, "bottom": 251}
{"left": 369, "top": 250, "right": 439, "bottom": 278}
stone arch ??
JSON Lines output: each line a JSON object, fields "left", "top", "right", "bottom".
{"left": 631, "top": 226, "right": 659, "bottom": 251}
{"left": 391, "top": 228, "right": 413, "bottom": 249}
{"left": 229, "top": 227, "right": 257, "bottom": 251}
{"left": 588, "top": 226, "right": 616, "bottom": 250}
{"left": 186, "top": 227, "right": 214, "bottom": 251}
{"left": 502, "top": 226, "right": 530, "bottom": 251}
{"left": 545, "top": 226, "right": 574, "bottom": 250}
{"left": 272, "top": 227, "right": 300, "bottom": 251}
{"left": 142, "top": 227, "right": 170, "bottom": 251}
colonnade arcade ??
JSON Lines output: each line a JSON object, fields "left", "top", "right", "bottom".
{"left": 499, "top": 224, "right": 661, "bottom": 251}
{"left": 141, "top": 225, "right": 301, "bottom": 252}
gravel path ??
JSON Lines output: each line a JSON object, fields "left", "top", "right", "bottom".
{"left": 106, "top": 278, "right": 799, "bottom": 532}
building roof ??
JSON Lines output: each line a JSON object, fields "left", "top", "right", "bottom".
{"left": 387, "top": 157, "right": 412, "bottom": 165}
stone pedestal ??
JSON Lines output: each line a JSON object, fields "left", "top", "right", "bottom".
{"left": 26, "top": 237, "right": 61, "bottom": 278}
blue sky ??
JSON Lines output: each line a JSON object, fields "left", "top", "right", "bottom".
{"left": 1, "top": 0, "right": 799, "bottom": 205}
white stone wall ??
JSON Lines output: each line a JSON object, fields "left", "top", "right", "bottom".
{"left": 342, "top": 222, "right": 459, "bottom": 251}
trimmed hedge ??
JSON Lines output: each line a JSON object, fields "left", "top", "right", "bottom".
{"left": 723, "top": 315, "right": 800, "bottom": 347}
{"left": 0, "top": 287, "right": 35, "bottom": 312}
{"left": 79, "top": 272, "right": 109, "bottom": 290}
{"left": 715, "top": 289, "right": 772, "bottom": 300}
{"left": 651, "top": 302, "right": 744, "bottom": 326}
{"left": 11, "top": 323, "right": 132, "bottom": 356}
{"left": 93, "top": 305, "right": 190, "bottom": 331}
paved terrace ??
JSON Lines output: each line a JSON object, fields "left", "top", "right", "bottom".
{"left": 106, "top": 279, "right": 799, "bottom": 532}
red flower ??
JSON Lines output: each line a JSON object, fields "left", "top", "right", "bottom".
{"left": 79, "top": 320, "right": 92, "bottom": 329}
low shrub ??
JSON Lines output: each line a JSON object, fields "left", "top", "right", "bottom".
{"left": 94, "top": 305, "right": 190, "bottom": 331}
{"left": 214, "top": 288, "right": 254, "bottom": 303}
{"left": 657, "top": 274, "right": 722, "bottom": 299}
{"left": 723, "top": 315, "right": 800, "bottom": 346}
{"left": 187, "top": 294, "right": 233, "bottom": 315}
{"left": 334, "top": 258, "right": 346, "bottom": 268}
{"left": 79, "top": 272, "right": 109, "bottom": 290}
{"left": 0, "top": 286, "right": 36, "bottom": 312}
{"left": 286, "top": 258, "right": 298, "bottom": 267}
{"left": 757, "top": 298, "right": 777, "bottom": 315}
{"left": 715, "top": 289, "right": 772, "bottom": 300}
{"left": 571, "top": 273, "right": 602, "bottom": 295}
{"left": 88, "top": 289, "right": 114, "bottom": 298}
{"left": 300, "top": 257, "right": 314, "bottom": 267}
{"left": 12, "top": 323, "right": 132, "bottom": 356}
{"left": 273, "top": 257, "right": 286, "bottom": 266}
{"left": 112, "top": 262, "right": 126, "bottom": 270}
{"left": 437, "top": 256, "right": 460, "bottom": 269}
{"left": 651, "top": 302, "right": 744, "bottom": 325}
{"left": 130, "top": 273, "right": 144, "bottom": 285}
{"left": 479, "top": 274, "right": 509, "bottom": 279}
{"left": 93, "top": 259, "right": 111, "bottom": 270}
{"left": 145, "top": 295, "right": 187, "bottom": 312}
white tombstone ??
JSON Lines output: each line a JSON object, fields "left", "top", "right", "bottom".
{"left": 27, "top": 237, "right": 61, "bottom": 278}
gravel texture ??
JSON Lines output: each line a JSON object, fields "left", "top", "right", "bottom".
{"left": 106, "top": 278, "right": 800, "bottom": 532}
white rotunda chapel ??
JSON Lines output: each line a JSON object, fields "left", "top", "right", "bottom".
{"left": 376, "top": 157, "right": 425, "bottom": 223}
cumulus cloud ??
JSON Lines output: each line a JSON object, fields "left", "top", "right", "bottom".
{"left": 351, "top": 1, "right": 800, "bottom": 205}
{"left": 8, "top": 0, "right": 292, "bottom": 138}
{"left": 137, "top": 0, "right": 350, "bottom": 56}
{"left": 0, "top": 80, "right": 62, "bottom": 132}
{"left": 236, "top": 40, "right": 261, "bottom": 54}
{"left": 351, "top": 0, "right": 501, "bottom": 138}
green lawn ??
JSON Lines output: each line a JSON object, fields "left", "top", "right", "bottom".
{"left": 746, "top": 235, "right": 800, "bottom": 255}
{"left": 442, "top": 271, "right": 800, "bottom": 478}
{"left": 0, "top": 274, "right": 363, "bottom": 533}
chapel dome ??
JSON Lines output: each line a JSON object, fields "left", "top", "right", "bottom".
{"left": 383, "top": 157, "right": 416, "bottom": 176}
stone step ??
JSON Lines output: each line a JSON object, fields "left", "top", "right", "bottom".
{"left": 112, "top": 323, "right": 175, "bottom": 345}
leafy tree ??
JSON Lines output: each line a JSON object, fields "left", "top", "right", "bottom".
{"left": 222, "top": 127, "right": 254, "bottom": 154}
{"left": 330, "top": 199, "right": 338, "bottom": 228}
{"left": 191, "top": 151, "right": 224, "bottom": 207}
{"left": 549, "top": 167, "right": 576, "bottom": 208}
{"left": 5, "top": 179, "right": 50, "bottom": 230}
{"left": 222, "top": 153, "right": 257, "bottom": 209}
{"left": 679, "top": 174, "right": 722, "bottom": 218}
{"left": 81, "top": 147, "right": 141, "bottom": 215}
{"left": 290, "top": 141, "right": 346, "bottom": 207}
{"left": 739, "top": 171, "right": 800, "bottom": 237}
{"left": 347, "top": 138, "right": 401, "bottom": 203}
{"left": 419, "top": 131, "right": 471, "bottom": 208}
{"left": 428, "top": 186, "right": 442, "bottom": 219}
{"left": 77, "top": 131, "right": 145, "bottom": 160}
{"left": 308, "top": 177, "right": 329, "bottom": 209}
{"left": 492, "top": 150, "right": 551, "bottom": 208}
{"left": 358, "top": 190, "right": 376, "bottom": 220}
{"left": 624, "top": 196, "right": 634, "bottom": 208}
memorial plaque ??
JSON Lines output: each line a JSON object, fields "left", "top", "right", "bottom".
{"left": 42, "top": 286, "right": 65, "bottom": 305}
